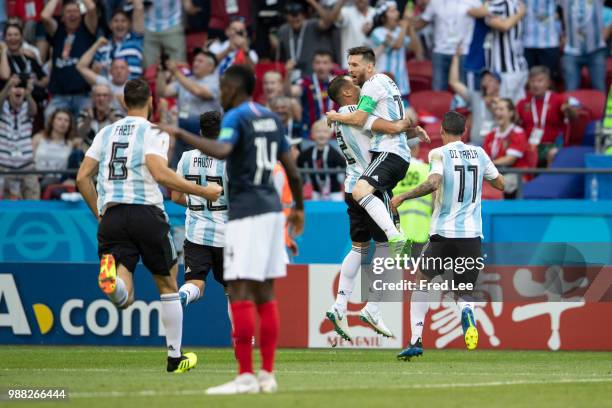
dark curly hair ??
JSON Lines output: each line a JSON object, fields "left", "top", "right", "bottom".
{"left": 199, "top": 111, "right": 221, "bottom": 139}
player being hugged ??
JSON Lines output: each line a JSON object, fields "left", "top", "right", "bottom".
{"left": 171, "top": 111, "right": 229, "bottom": 312}
{"left": 391, "top": 112, "right": 504, "bottom": 360}
{"left": 76, "top": 78, "right": 223, "bottom": 373}
{"left": 326, "top": 74, "right": 426, "bottom": 340}
{"left": 170, "top": 65, "right": 304, "bottom": 395}
{"left": 326, "top": 46, "right": 415, "bottom": 258}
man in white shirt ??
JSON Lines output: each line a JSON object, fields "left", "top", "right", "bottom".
{"left": 415, "top": 0, "right": 482, "bottom": 91}
{"left": 333, "top": 0, "right": 376, "bottom": 69}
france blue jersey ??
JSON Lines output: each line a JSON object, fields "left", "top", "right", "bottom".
{"left": 428, "top": 141, "right": 500, "bottom": 238}
{"left": 218, "top": 101, "right": 289, "bottom": 220}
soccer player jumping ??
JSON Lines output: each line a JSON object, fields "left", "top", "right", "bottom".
{"left": 170, "top": 65, "right": 304, "bottom": 395}
{"left": 76, "top": 79, "right": 223, "bottom": 373}
{"left": 391, "top": 112, "right": 504, "bottom": 360}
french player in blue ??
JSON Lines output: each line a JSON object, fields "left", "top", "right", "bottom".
{"left": 391, "top": 111, "right": 504, "bottom": 360}
{"left": 170, "top": 65, "right": 304, "bottom": 395}
{"left": 76, "top": 78, "right": 222, "bottom": 373}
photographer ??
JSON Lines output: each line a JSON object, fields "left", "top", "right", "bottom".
{"left": 208, "top": 17, "right": 258, "bottom": 75}
{"left": 156, "top": 49, "right": 221, "bottom": 167}
{"left": 0, "top": 74, "right": 39, "bottom": 199}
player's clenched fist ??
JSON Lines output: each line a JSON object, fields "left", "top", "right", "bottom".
{"left": 200, "top": 182, "right": 222, "bottom": 201}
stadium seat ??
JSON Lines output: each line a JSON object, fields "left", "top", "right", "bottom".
{"left": 185, "top": 32, "right": 208, "bottom": 64}
{"left": 409, "top": 91, "right": 453, "bottom": 120}
{"left": 564, "top": 89, "right": 606, "bottom": 121}
{"left": 409, "top": 75, "right": 432, "bottom": 92}
{"left": 407, "top": 60, "right": 433, "bottom": 79}
{"left": 564, "top": 107, "right": 592, "bottom": 146}
{"left": 42, "top": 184, "right": 75, "bottom": 200}
{"left": 522, "top": 146, "right": 594, "bottom": 199}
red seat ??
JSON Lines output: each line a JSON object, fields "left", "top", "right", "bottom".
{"left": 185, "top": 32, "right": 208, "bottom": 64}
{"left": 407, "top": 60, "right": 433, "bottom": 79}
{"left": 253, "top": 62, "right": 286, "bottom": 104}
{"left": 564, "top": 89, "right": 606, "bottom": 121}
{"left": 42, "top": 184, "right": 75, "bottom": 200}
{"left": 409, "top": 75, "right": 432, "bottom": 92}
{"left": 409, "top": 91, "right": 453, "bottom": 120}
{"left": 564, "top": 107, "right": 592, "bottom": 146}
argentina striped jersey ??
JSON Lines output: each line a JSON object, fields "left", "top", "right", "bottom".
{"left": 334, "top": 105, "right": 372, "bottom": 193}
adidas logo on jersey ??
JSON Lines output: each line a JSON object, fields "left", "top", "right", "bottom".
{"left": 372, "top": 175, "right": 379, "bottom": 181}
{"left": 185, "top": 267, "right": 191, "bottom": 273}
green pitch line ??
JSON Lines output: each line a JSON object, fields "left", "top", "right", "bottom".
{"left": 1, "top": 346, "right": 611, "bottom": 408}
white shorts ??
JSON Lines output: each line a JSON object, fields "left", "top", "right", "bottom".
{"left": 224, "top": 211, "right": 288, "bottom": 282}
{"left": 500, "top": 70, "right": 528, "bottom": 103}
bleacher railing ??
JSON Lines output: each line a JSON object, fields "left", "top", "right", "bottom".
{"left": 2, "top": 167, "right": 612, "bottom": 199}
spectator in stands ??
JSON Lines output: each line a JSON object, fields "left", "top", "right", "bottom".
{"left": 77, "top": 37, "right": 129, "bottom": 114}
{"left": 32, "top": 108, "right": 80, "bottom": 192}
{"left": 558, "top": 0, "right": 609, "bottom": 91}
{"left": 156, "top": 49, "right": 221, "bottom": 167}
{"left": 0, "top": 0, "right": 6, "bottom": 37}
{"left": 143, "top": 0, "right": 200, "bottom": 66}
{"left": 41, "top": 0, "right": 98, "bottom": 119}
{"left": 94, "top": 1, "right": 144, "bottom": 80}
{"left": 485, "top": 0, "right": 528, "bottom": 103}
{"left": 0, "top": 74, "right": 39, "bottom": 199}
{"left": 522, "top": 0, "right": 561, "bottom": 81}
{"left": 293, "top": 50, "right": 338, "bottom": 129}
{"left": 77, "top": 84, "right": 124, "bottom": 148}
{"left": 333, "top": 0, "right": 376, "bottom": 69}
{"left": 483, "top": 98, "right": 529, "bottom": 198}
{"left": 370, "top": 2, "right": 422, "bottom": 99}
{"left": 262, "top": 70, "right": 303, "bottom": 123}
{"left": 208, "top": 17, "right": 258, "bottom": 75}
{"left": 449, "top": 46, "right": 501, "bottom": 145}
{"left": 297, "top": 119, "right": 345, "bottom": 201}
{"left": 269, "top": 96, "right": 304, "bottom": 143}
{"left": 277, "top": 1, "right": 344, "bottom": 80}
{"left": 0, "top": 20, "right": 48, "bottom": 106}
{"left": 461, "top": 4, "right": 490, "bottom": 91}
{"left": 207, "top": 0, "right": 252, "bottom": 40}
{"left": 517, "top": 65, "right": 575, "bottom": 167}
{"left": 414, "top": 0, "right": 482, "bottom": 91}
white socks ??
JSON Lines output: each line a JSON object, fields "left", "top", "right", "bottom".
{"left": 358, "top": 194, "right": 402, "bottom": 240}
{"left": 335, "top": 246, "right": 368, "bottom": 314}
{"left": 179, "top": 282, "right": 201, "bottom": 305}
{"left": 108, "top": 277, "right": 129, "bottom": 308}
{"left": 160, "top": 293, "right": 183, "bottom": 358}
{"left": 458, "top": 297, "right": 475, "bottom": 318}
{"left": 410, "top": 290, "right": 429, "bottom": 344}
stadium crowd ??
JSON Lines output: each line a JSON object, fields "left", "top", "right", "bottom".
{"left": 0, "top": 0, "right": 610, "bottom": 200}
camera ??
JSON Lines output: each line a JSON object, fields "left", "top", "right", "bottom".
{"left": 17, "top": 73, "right": 29, "bottom": 88}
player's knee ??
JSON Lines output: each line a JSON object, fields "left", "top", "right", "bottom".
{"left": 352, "top": 181, "right": 372, "bottom": 202}
{"left": 352, "top": 241, "right": 369, "bottom": 249}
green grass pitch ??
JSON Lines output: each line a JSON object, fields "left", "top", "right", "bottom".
{"left": 1, "top": 346, "right": 611, "bottom": 407}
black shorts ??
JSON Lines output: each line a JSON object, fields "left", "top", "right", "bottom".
{"left": 345, "top": 191, "right": 396, "bottom": 243}
{"left": 98, "top": 204, "right": 177, "bottom": 276}
{"left": 420, "top": 234, "right": 483, "bottom": 286}
{"left": 183, "top": 239, "right": 226, "bottom": 287}
{"left": 360, "top": 152, "right": 410, "bottom": 191}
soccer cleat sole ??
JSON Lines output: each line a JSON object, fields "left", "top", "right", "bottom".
{"left": 325, "top": 312, "right": 352, "bottom": 342}
{"left": 98, "top": 254, "right": 117, "bottom": 295}
{"left": 359, "top": 315, "right": 394, "bottom": 338}
{"left": 465, "top": 326, "right": 478, "bottom": 350}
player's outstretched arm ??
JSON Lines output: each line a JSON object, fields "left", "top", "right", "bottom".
{"left": 279, "top": 151, "right": 305, "bottom": 237}
{"left": 76, "top": 156, "right": 100, "bottom": 220}
{"left": 370, "top": 118, "right": 412, "bottom": 135}
{"left": 145, "top": 155, "right": 222, "bottom": 200}
{"left": 167, "top": 126, "right": 233, "bottom": 160}
{"left": 391, "top": 174, "right": 442, "bottom": 210}
{"left": 486, "top": 174, "right": 505, "bottom": 191}
{"left": 326, "top": 109, "right": 369, "bottom": 128}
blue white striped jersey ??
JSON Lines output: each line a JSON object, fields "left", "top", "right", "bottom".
{"left": 357, "top": 73, "right": 411, "bottom": 162}
{"left": 144, "top": 0, "right": 182, "bottom": 32}
{"left": 333, "top": 105, "right": 372, "bottom": 193}
{"left": 428, "top": 141, "right": 499, "bottom": 238}
{"left": 523, "top": 0, "right": 560, "bottom": 48}
{"left": 94, "top": 32, "right": 144, "bottom": 80}
{"left": 85, "top": 116, "right": 169, "bottom": 215}
{"left": 369, "top": 26, "right": 411, "bottom": 96}
{"left": 558, "top": 0, "right": 606, "bottom": 55}
{"left": 176, "top": 149, "right": 228, "bottom": 248}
